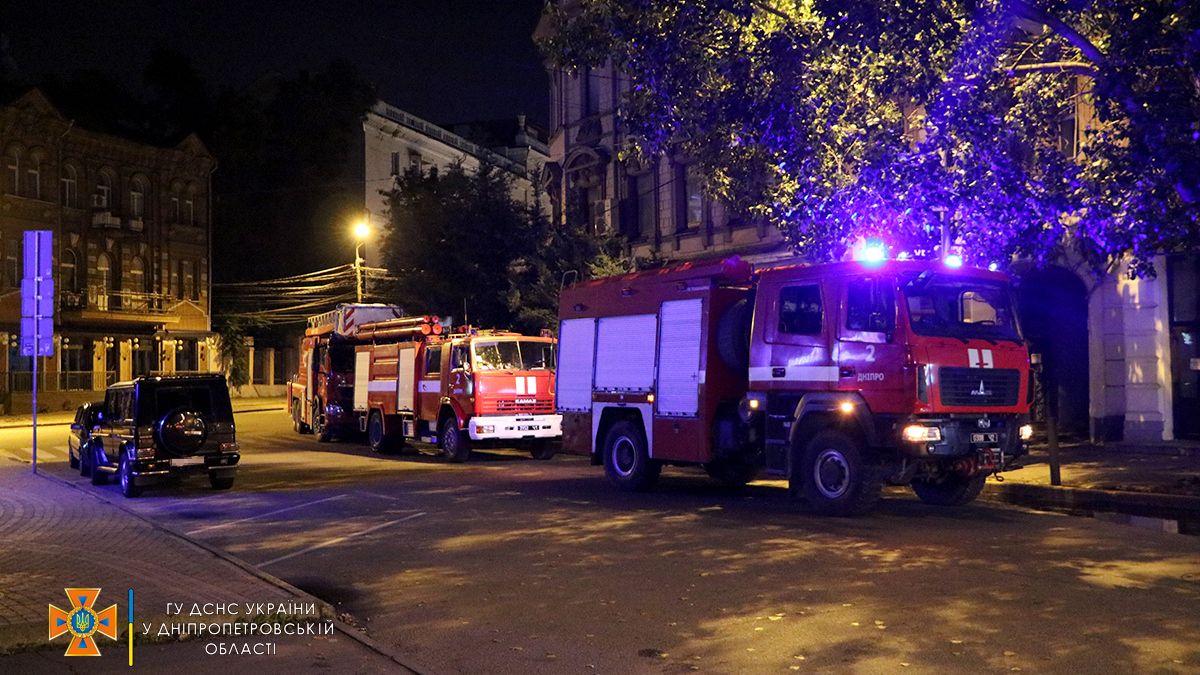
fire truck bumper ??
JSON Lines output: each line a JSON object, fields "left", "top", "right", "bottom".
{"left": 469, "top": 414, "right": 562, "bottom": 441}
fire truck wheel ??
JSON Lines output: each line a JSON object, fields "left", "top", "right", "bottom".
{"left": 910, "top": 472, "right": 987, "bottom": 506}
{"left": 793, "top": 429, "right": 881, "bottom": 516}
{"left": 703, "top": 459, "right": 758, "bottom": 488}
{"left": 292, "top": 400, "right": 311, "bottom": 435}
{"left": 603, "top": 420, "right": 660, "bottom": 491}
{"left": 368, "top": 412, "right": 395, "bottom": 454}
{"left": 313, "top": 399, "right": 332, "bottom": 442}
{"left": 526, "top": 440, "right": 556, "bottom": 460}
{"left": 440, "top": 419, "right": 472, "bottom": 463}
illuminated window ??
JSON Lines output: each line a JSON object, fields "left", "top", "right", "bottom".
{"left": 130, "top": 177, "right": 146, "bottom": 218}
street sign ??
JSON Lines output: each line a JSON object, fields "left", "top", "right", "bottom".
{"left": 21, "top": 229, "right": 53, "bottom": 475}
{"left": 20, "top": 230, "right": 54, "bottom": 357}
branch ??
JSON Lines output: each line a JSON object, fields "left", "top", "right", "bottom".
{"left": 749, "top": 0, "right": 791, "bottom": 23}
{"left": 1007, "top": 1, "right": 1106, "bottom": 65}
{"left": 1009, "top": 61, "right": 1099, "bottom": 77}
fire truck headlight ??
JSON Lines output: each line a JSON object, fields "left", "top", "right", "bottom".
{"left": 477, "top": 425, "right": 494, "bottom": 434}
{"left": 1019, "top": 424, "right": 1034, "bottom": 441}
{"left": 902, "top": 425, "right": 942, "bottom": 443}
{"left": 738, "top": 392, "right": 767, "bottom": 422}
{"left": 838, "top": 400, "right": 855, "bottom": 415}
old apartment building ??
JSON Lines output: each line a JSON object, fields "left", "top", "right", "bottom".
{"left": 0, "top": 89, "right": 218, "bottom": 411}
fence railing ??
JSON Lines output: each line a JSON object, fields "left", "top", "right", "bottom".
{"left": 1, "top": 371, "right": 118, "bottom": 393}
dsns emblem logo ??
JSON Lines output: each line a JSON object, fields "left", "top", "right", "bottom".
{"left": 48, "top": 588, "right": 118, "bottom": 656}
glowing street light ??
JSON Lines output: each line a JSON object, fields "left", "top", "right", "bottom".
{"left": 353, "top": 219, "right": 371, "bottom": 303}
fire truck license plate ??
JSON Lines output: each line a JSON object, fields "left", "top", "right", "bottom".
{"left": 971, "top": 432, "right": 998, "bottom": 444}
{"left": 517, "top": 424, "right": 538, "bottom": 431}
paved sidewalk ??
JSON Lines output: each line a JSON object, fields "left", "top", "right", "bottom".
{"left": 0, "top": 468, "right": 408, "bottom": 673}
{"left": 985, "top": 441, "right": 1200, "bottom": 531}
{"left": 0, "top": 396, "right": 286, "bottom": 429}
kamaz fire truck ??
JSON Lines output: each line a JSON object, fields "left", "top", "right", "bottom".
{"left": 287, "top": 303, "right": 440, "bottom": 440}
{"left": 556, "top": 256, "right": 1033, "bottom": 515}
{"left": 356, "top": 328, "right": 561, "bottom": 462}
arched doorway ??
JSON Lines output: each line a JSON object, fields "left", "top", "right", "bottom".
{"left": 1015, "top": 266, "right": 1091, "bottom": 437}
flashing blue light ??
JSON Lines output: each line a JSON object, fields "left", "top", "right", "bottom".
{"left": 944, "top": 254, "right": 964, "bottom": 269}
{"left": 987, "top": 262, "right": 999, "bottom": 272}
{"left": 860, "top": 245, "right": 886, "bottom": 265}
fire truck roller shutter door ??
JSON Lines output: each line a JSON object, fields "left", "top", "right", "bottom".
{"left": 595, "top": 314, "right": 657, "bottom": 391}
{"left": 397, "top": 346, "right": 417, "bottom": 412}
{"left": 557, "top": 318, "right": 596, "bottom": 412}
{"left": 354, "top": 351, "right": 370, "bottom": 412}
{"left": 657, "top": 299, "right": 703, "bottom": 416}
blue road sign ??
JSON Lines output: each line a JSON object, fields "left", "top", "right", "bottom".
{"left": 20, "top": 230, "right": 54, "bottom": 357}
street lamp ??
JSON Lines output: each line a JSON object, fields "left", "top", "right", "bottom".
{"left": 353, "top": 220, "right": 371, "bottom": 303}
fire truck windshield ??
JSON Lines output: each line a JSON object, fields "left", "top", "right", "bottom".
{"left": 901, "top": 276, "right": 1021, "bottom": 342}
{"left": 473, "top": 340, "right": 556, "bottom": 372}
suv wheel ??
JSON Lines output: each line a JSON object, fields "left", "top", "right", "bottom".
{"left": 118, "top": 456, "right": 141, "bottom": 498}
{"left": 79, "top": 445, "right": 92, "bottom": 477}
{"left": 440, "top": 418, "right": 471, "bottom": 463}
{"left": 792, "top": 429, "right": 881, "bottom": 516}
{"left": 911, "top": 473, "right": 987, "bottom": 506}
{"left": 209, "top": 473, "right": 235, "bottom": 490}
{"left": 603, "top": 420, "right": 660, "bottom": 491}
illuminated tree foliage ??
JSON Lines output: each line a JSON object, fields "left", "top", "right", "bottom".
{"left": 540, "top": 0, "right": 1199, "bottom": 275}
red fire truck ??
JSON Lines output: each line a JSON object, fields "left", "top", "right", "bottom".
{"left": 356, "top": 328, "right": 561, "bottom": 462}
{"left": 287, "top": 303, "right": 437, "bottom": 440}
{"left": 556, "top": 256, "right": 1033, "bottom": 515}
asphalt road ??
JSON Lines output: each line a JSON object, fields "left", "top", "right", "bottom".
{"left": 9, "top": 411, "right": 1200, "bottom": 674}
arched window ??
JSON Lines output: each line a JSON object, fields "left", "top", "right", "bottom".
{"left": 184, "top": 183, "right": 197, "bottom": 225}
{"left": 95, "top": 169, "right": 114, "bottom": 209}
{"left": 125, "top": 255, "right": 145, "bottom": 292}
{"left": 26, "top": 149, "right": 45, "bottom": 200}
{"left": 4, "top": 145, "right": 20, "bottom": 195}
{"left": 169, "top": 180, "right": 183, "bottom": 223}
{"left": 60, "top": 164, "right": 78, "bottom": 208}
{"left": 60, "top": 248, "right": 78, "bottom": 292}
{"left": 129, "top": 176, "right": 147, "bottom": 218}
{"left": 95, "top": 253, "right": 113, "bottom": 310}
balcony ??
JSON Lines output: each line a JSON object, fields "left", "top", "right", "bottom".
{"left": 58, "top": 287, "right": 182, "bottom": 325}
{"left": 91, "top": 209, "right": 120, "bottom": 228}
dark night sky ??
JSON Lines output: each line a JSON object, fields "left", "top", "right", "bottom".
{"left": 0, "top": 0, "right": 550, "bottom": 129}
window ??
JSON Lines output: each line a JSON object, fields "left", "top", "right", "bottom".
{"left": 96, "top": 172, "right": 112, "bottom": 209}
{"left": 126, "top": 255, "right": 146, "bottom": 293}
{"left": 129, "top": 178, "right": 146, "bottom": 218}
{"left": 451, "top": 344, "right": 469, "bottom": 370}
{"left": 170, "top": 197, "right": 180, "bottom": 223}
{"left": 61, "top": 249, "right": 78, "bottom": 292}
{"left": 95, "top": 253, "right": 113, "bottom": 310}
{"left": 25, "top": 155, "right": 41, "bottom": 199}
{"left": 626, "top": 171, "right": 655, "bottom": 240}
{"left": 583, "top": 67, "right": 602, "bottom": 116}
{"left": 424, "top": 346, "right": 442, "bottom": 375}
{"left": 181, "top": 260, "right": 195, "bottom": 300}
{"left": 61, "top": 165, "right": 78, "bottom": 207}
{"left": 846, "top": 278, "right": 896, "bottom": 333}
{"left": 409, "top": 151, "right": 422, "bottom": 171}
{"left": 5, "top": 148, "right": 18, "bottom": 194}
{"left": 184, "top": 198, "right": 194, "bottom": 225}
{"left": 390, "top": 152, "right": 401, "bottom": 176}
{"left": 675, "top": 163, "right": 703, "bottom": 232}
{"left": 176, "top": 338, "right": 198, "bottom": 372}
{"left": 4, "top": 238, "right": 19, "bottom": 288}
{"left": 778, "top": 285, "right": 823, "bottom": 335}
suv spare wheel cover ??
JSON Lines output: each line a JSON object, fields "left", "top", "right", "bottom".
{"left": 156, "top": 408, "right": 208, "bottom": 455}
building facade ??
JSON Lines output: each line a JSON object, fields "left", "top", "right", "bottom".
{"left": 536, "top": 16, "right": 1199, "bottom": 442}
{"left": 357, "top": 101, "right": 549, "bottom": 267}
{"left": 0, "top": 89, "right": 218, "bottom": 412}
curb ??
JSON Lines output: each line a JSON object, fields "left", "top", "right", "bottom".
{"left": 37, "top": 471, "right": 432, "bottom": 675}
{"left": 983, "top": 481, "right": 1200, "bottom": 527}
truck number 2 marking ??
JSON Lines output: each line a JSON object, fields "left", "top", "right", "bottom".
{"left": 967, "top": 348, "right": 994, "bottom": 369}
{"left": 515, "top": 376, "right": 537, "bottom": 395}
{"left": 865, "top": 345, "right": 876, "bottom": 363}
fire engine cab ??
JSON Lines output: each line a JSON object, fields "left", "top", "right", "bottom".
{"left": 356, "top": 328, "right": 561, "bottom": 462}
{"left": 556, "top": 256, "right": 1033, "bottom": 515}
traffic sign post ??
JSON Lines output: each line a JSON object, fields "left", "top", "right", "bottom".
{"left": 21, "top": 231, "right": 54, "bottom": 474}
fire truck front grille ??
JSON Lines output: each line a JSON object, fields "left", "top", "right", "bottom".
{"left": 480, "top": 398, "right": 555, "bottom": 415}
{"left": 938, "top": 368, "right": 1020, "bottom": 407}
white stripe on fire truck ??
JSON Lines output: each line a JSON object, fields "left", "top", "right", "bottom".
{"left": 748, "top": 366, "right": 839, "bottom": 383}
{"left": 516, "top": 377, "right": 525, "bottom": 395}
{"left": 367, "top": 381, "right": 394, "bottom": 392}
{"left": 417, "top": 381, "right": 439, "bottom": 393}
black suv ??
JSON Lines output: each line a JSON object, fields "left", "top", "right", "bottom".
{"left": 81, "top": 375, "right": 240, "bottom": 498}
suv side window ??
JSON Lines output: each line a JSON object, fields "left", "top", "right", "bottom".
{"left": 108, "top": 389, "right": 133, "bottom": 424}
{"left": 425, "top": 346, "right": 442, "bottom": 375}
{"left": 846, "top": 278, "right": 895, "bottom": 333}
{"left": 779, "top": 285, "right": 823, "bottom": 335}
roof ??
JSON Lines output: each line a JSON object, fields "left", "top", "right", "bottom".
{"left": 109, "top": 374, "right": 227, "bottom": 388}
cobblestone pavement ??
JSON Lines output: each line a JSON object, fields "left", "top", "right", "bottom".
{"left": 0, "top": 468, "right": 404, "bottom": 673}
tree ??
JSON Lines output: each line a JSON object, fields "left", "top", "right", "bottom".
{"left": 213, "top": 316, "right": 263, "bottom": 389}
{"left": 540, "top": 0, "right": 1200, "bottom": 276}
{"left": 380, "top": 163, "right": 612, "bottom": 332}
